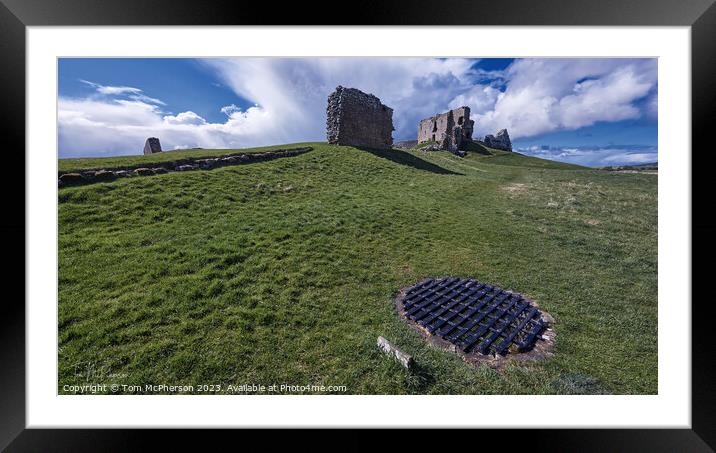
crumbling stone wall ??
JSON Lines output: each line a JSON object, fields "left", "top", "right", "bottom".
{"left": 483, "top": 129, "right": 512, "bottom": 151}
{"left": 144, "top": 137, "right": 162, "bottom": 155}
{"left": 326, "top": 86, "right": 394, "bottom": 149}
{"left": 417, "top": 107, "right": 474, "bottom": 152}
{"left": 58, "top": 147, "right": 312, "bottom": 187}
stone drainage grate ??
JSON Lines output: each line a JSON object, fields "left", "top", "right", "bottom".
{"left": 401, "top": 277, "right": 546, "bottom": 356}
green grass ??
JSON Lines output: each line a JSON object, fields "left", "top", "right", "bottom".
{"left": 58, "top": 142, "right": 657, "bottom": 394}
{"left": 412, "top": 140, "right": 439, "bottom": 149}
{"left": 470, "top": 150, "right": 585, "bottom": 169}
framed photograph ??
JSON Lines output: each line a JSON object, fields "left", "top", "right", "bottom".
{"left": 3, "top": 0, "right": 714, "bottom": 449}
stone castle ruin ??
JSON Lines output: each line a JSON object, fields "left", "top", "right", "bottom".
{"left": 484, "top": 129, "right": 512, "bottom": 151}
{"left": 417, "top": 107, "right": 513, "bottom": 154}
{"left": 144, "top": 137, "right": 162, "bottom": 155}
{"left": 417, "top": 107, "right": 474, "bottom": 153}
{"left": 323, "top": 86, "right": 512, "bottom": 156}
{"left": 326, "top": 86, "right": 394, "bottom": 150}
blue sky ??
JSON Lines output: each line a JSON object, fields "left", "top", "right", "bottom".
{"left": 58, "top": 57, "right": 657, "bottom": 167}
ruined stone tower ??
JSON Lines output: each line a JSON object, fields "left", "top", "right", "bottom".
{"left": 417, "top": 107, "right": 474, "bottom": 152}
{"left": 143, "top": 137, "right": 162, "bottom": 155}
{"left": 483, "top": 129, "right": 512, "bottom": 151}
{"left": 326, "top": 86, "right": 394, "bottom": 150}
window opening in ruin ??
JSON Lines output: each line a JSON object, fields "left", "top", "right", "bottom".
{"left": 432, "top": 121, "right": 438, "bottom": 132}
{"left": 458, "top": 116, "right": 464, "bottom": 125}
{"left": 432, "top": 134, "right": 436, "bottom": 141}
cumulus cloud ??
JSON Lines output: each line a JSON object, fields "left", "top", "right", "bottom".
{"left": 163, "top": 111, "right": 207, "bottom": 125}
{"left": 59, "top": 98, "right": 161, "bottom": 127}
{"left": 58, "top": 96, "right": 269, "bottom": 156}
{"left": 448, "top": 85, "right": 501, "bottom": 114}
{"left": 466, "top": 59, "right": 657, "bottom": 139}
{"left": 58, "top": 58, "right": 657, "bottom": 158}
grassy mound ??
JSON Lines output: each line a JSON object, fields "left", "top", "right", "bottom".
{"left": 58, "top": 142, "right": 657, "bottom": 394}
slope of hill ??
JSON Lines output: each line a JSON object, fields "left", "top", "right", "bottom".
{"left": 58, "top": 142, "right": 657, "bottom": 394}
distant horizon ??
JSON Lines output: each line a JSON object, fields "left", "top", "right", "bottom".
{"left": 58, "top": 57, "right": 657, "bottom": 167}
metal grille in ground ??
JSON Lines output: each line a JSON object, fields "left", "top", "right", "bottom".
{"left": 402, "top": 277, "right": 546, "bottom": 355}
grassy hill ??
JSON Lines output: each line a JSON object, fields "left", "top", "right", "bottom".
{"left": 58, "top": 142, "right": 657, "bottom": 394}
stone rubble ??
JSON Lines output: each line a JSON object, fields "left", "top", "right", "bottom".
{"left": 133, "top": 168, "right": 153, "bottom": 176}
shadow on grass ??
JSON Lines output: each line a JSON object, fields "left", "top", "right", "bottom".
{"left": 405, "top": 362, "right": 437, "bottom": 393}
{"left": 551, "top": 373, "right": 612, "bottom": 395}
{"left": 460, "top": 140, "right": 493, "bottom": 156}
{"left": 358, "top": 147, "right": 462, "bottom": 175}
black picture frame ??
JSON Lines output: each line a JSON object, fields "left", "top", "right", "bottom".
{"left": 2, "top": 0, "right": 714, "bottom": 450}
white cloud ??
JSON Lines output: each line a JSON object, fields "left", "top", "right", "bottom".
{"left": 129, "top": 94, "right": 166, "bottom": 106}
{"left": 59, "top": 98, "right": 161, "bottom": 127}
{"left": 59, "top": 59, "right": 657, "bottom": 157}
{"left": 79, "top": 79, "right": 167, "bottom": 105}
{"left": 79, "top": 79, "right": 143, "bottom": 96}
{"left": 464, "top": 59, "right": 657, "bottom": 139}
{"left": 220, "top": 104, "right": 241, "bottom": 116}
{"left": 646, "top": 91, "right": 658, "bottom": 120}
{"left": 57, "top": 99, "right": 274, "bottom": 156}
{"left": 163, "top": 111, "right": 207, "bottom": 125}
{"left": 448, "top": 85, "right": 501, "bottom": 114}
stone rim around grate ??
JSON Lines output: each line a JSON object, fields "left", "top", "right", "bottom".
{"left": 399, "top": 277, "right": 548, "bottom": 356}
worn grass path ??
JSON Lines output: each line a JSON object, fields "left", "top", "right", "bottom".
{"left": 58, "top": 143, "right": 657, "bottom": 394}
